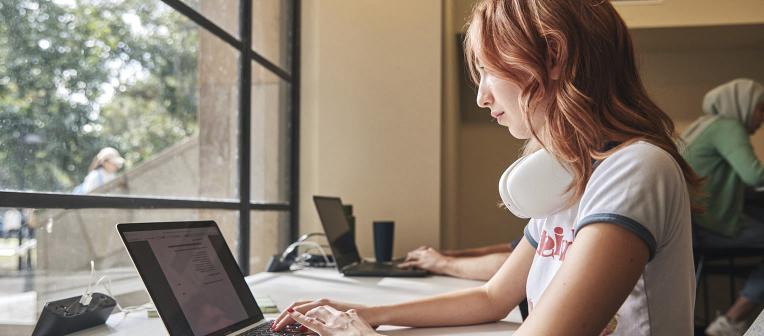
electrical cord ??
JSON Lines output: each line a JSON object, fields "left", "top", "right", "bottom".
{"left": 69, "top": 260, "right": 154, "bottom": 317}
{"left": 284, "top": 241, "right": 335, "bottom": 268}
{"left": 281, "top": 232, "right": 327, "bottom": 259}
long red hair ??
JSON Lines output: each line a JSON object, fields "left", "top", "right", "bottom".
{"left": 464, "top": 0, "right": 702, "bottom": 210}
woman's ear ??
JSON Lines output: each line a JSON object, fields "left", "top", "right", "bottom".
{"left": 547, "top": 39, "right": 563, "bottom": 80}
{"left": 549, "top": 64, "right": 562, "bottom": 81}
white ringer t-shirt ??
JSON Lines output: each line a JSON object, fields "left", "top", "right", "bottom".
{"left": 523, "top": 141, "right": 695, "bottom": 335}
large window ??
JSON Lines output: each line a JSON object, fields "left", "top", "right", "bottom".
{"left": 0, "top": 0, "right": 298, "bottom": 325}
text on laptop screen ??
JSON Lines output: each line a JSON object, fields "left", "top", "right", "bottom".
{"left": 124, "top": 226, "right": 258, "bottom": 335}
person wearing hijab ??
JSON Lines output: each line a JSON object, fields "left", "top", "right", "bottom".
{"left": 74, "top": 147, "right": 125, "bottom": 194}
{"left": 682, "top": 78, "right": 764, "bottom": 336}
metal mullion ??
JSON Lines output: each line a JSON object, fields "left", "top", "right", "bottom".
{"left": 159, "top": 0, "right": 242, "bottom": 50}
{"left": 158, "top": 0, "right": 292, "bottom": 83}
{"left": 238, "top": 0, "right": 253, "bottom": 275}
{"left": 249, "top": 48, "right": 292, "bottom": 82}
{"left": 0, "top": 191, "right": 290, "bottom": 210}
{"left": 288, "top": 0, "right": 301, "bottom": 242}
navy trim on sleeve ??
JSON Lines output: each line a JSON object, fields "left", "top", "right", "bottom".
{"left": 575, "top": 213, "right": 657, "bottom": 261}
{"left": 524, "top": 225, "right": 538, "bottom": 249}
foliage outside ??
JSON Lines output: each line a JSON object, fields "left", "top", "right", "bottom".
{"left": 0, "top": 0, "right": 199, "bottom": 193}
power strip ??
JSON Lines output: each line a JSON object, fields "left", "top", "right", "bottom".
{"left": 32, "top": 292, "right": 116, "bottom": 336}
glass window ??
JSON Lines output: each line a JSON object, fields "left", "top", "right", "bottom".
{"left": 0, "top": 208, "right": 240, "bottom": 325}
{"left": 251, "top": 62, "right": 291, "bottom": 203}
{"left": 0, "top": 0, "right": 240, "bottom": 200}
{"left": 181, "top": 0, "right": 239, "bottom": 39}
{"left": 0, "top": 1, "right": 296, "bottom": 326}
{"left": 252, "top": 0, "right": 293, "bottom": 71}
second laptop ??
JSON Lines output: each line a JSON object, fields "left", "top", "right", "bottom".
{"left": 313, "top": 196, "right": 428, "bottom": 277}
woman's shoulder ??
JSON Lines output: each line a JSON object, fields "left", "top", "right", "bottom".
{"left": 604, "top": 141, "right": 678, "bottom": 168}
{"left": 594, "top": 141, "right": 685, "bottom": 183}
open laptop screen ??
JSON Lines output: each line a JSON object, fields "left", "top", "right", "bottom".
{"left": 118, "top": 221, "right": 264, "bottom": 336}
{"left": 313, "top": 196, "right": 362, "bottom": 269}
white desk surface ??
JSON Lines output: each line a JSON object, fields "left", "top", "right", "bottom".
{"left": 71, "top": 268, "right": 521, "bottom": 335}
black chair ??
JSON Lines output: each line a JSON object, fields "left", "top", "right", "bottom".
{"left": 694, "top": 235, "right": 764, "bottom": 325}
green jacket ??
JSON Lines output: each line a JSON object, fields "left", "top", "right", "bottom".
{"left": 683, "top": 117, "right": 764, "bottom": 237}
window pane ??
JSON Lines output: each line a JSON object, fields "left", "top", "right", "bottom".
{"left": 0, "top": 0, "right": 240, "bottom": 199}
{"left": 249, "top": 210, "right": 289, "bottom": 273}
{"left": 252, "top": 0, "right": 293, "bottom": 72}
{"left": 251, "top": 62, "right": 291, "bottom": 203}
{"left": 181, "top": 0, "right": 239, "bottom": 39}
{"left": 0, "top": 208, "right": 239, "bottom": 330}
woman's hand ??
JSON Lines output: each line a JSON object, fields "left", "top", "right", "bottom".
{"left": 398, "top": 247, "right": 452, "bottom": 274}
{"left": 288, "top": 306, "right": 381, "bottom": 336}
{"left": 272, "top": 299, "right": 365, "bottom": 331}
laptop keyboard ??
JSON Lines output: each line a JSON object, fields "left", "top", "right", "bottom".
{"left": 241, "top": 321, "right": 310, "bottom": 335}
{"left": 241, "top": 322, "right": 275, "bottom": 336}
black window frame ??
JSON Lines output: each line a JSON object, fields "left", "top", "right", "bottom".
{"left": 0, "top": 0, "right": 301, "bottom": 275}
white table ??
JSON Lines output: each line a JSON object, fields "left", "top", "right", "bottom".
{"left": 71, "top": 268, "right": 521, "bottom": 335}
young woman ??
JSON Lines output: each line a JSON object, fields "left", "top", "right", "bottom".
{"left": 273, "top": 0, "right": 702, "bottom": 334}
{"left": 74, "top": 147, "right": 125, "bottom": 194}
{"left": 682, "top": 79, "right": 764, "bottom": 336}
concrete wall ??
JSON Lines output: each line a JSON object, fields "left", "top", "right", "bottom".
{"left": 300, "top": 0, "right": 443, "bottom": 258}
{"left": 36, "top": 137, "right": 203, "bottom": 271}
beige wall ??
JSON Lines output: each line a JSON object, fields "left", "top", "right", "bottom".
{"left": 442, "top": 0, "right": 528, "bottom": 249}
{"left": 632, "top": 25, "right": 764, "bottom": 157}
{"left": 613, "top": 0, "right": 764, "bottom": 28}
{"left": 300, "top": 1, "right": 443, "bottom": 258}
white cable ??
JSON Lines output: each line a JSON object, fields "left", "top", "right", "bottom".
{"left": 281, "top": 232, "right": 327, "bottom": 259}
{"left": 62, "top": 261, "right": 153, "bottom": 318}
{"left": 74, "top": 260, "right": 96, "bottom": 308}
{"left": 287, "top": 241, "right": 335, "bottom": 268}
{"left": 100, "top": 275, "right": 154, "bottom": 317}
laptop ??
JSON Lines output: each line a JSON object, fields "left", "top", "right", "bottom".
{"left": 313, "top": 196, "right": 428, "bottom": 277}
{"left": 117, "top": 220, "right": 307, "bottom": 336}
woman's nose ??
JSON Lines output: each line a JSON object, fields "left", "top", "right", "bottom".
{"left": 476, "top": 86, "right": 492, "bottom": 108}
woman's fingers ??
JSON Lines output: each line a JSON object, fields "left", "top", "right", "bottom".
{"left": 272, "top": 301, "right": 305, "bottom": 329}
{"left": 405, "top": 249, "right": 424, "bottom": 262}
{"left": 289, "top": 309, "right": 327, "bottom": 335}
{"left": 272, "top": 300, "right": 321, "bottom": 331}
{"left": 397, "top": 260, "right": 418, "bottom": 269}
{"left": 305, "top": 306, "right": 335, "bottom": 323}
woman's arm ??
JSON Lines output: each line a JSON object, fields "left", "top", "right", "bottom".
{"left": 360, "top": 239, "right": 534, "bottom": 327}
{"left": 442, "top": 242, "right": 514, "bottom": 257}
{"left": 272, "top": 239, "right": 535, "bottom": 331}
{"left": 440, "top": 252, "right": 510, "bottom": 281}
{"left": 398, "top": 248, "right": 509, "bottom": 281}
{"left": 514, "top": 223, "right": 649, "bottom": 335}
{"left": 713, "top": 120, "right": 764, "bottom": 186}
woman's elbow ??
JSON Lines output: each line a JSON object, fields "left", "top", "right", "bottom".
{"left": 488, "top": 307, "right": 513, "bottom": 322}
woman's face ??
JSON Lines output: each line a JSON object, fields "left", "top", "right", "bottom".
{"left": 476, "top": 66, "right": 541, "bottom": 139}
{"left": 748, "top": 101, "right": 764, "bottom": 134}
{"left": 102, "top": 160, "right": 121, "bottom": 173}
